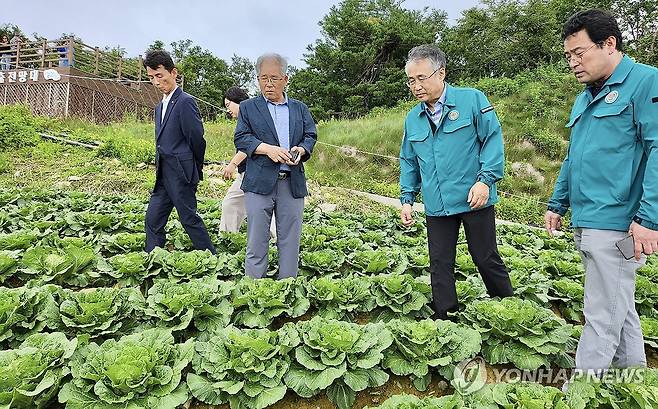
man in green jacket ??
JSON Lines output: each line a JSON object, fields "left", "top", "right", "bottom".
{"left": 399, "top": 44, "right": 513, "bottom": 320}
{"left": 546, "top": 9, "right": 658, "bottom": 374}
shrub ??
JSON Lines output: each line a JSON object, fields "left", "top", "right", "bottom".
{"left": 0, "top": 104, "right": 43, "bottom": 150}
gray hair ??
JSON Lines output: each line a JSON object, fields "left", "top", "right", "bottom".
{"left": 256, "top": 53, "right": 288, "bottom": 76}
{"left": 405, "top": 44, "right": 446, "bottom": 73}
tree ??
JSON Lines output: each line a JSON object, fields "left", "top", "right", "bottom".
{"left": 440, "top": 0, "right": 632, "bottom": 81}
{"left": 104, "top": 45, "right": 126, "bottom": 58}
{"left": 0, "top": 23, "right": 26, "bottom": 41}
{"left": 440, "top": 0, "right": 565, "bottom": 80}
{"left": 228, "top": 54, "right": 256, "bottom": 94}
{"left": 288, "top": 0, "right": 447, "bottom": 120}
{"left": 170, "top": 39, "right": 194, "bottom": 62}
{"left": 146, "top": 40, "right": 166, "bottom": 52}
{"left": 613, "top": 0, "right": 658, "bottom": 66}
{"left": 176, "top": 44, "right": 234, "bottom": 106}
{"left": 550, "top": 0, "right": 613, "bottom": 28}
{"left": 59, "top": 32, "right": 83, "bottom": 42}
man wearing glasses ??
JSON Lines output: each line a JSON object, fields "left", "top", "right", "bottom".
{"left": 546, "top": 9, "right": 658, "bottom": 377}
{"left": 399, "top": 44, "right": 513, "bottom": 320}
{"left": 234, "top": 53, "right": 317, "bottom": 279}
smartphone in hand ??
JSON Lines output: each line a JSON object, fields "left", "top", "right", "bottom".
{"left": 616, "top": 235, "right": 636, "bottom": 260}
{"left": 290, "top": 150, "right": 300, "bottom": 163}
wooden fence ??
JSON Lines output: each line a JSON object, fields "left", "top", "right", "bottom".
{"left": 0, "top": 37, "right": 222, "bottom": 123}
{"left": 1, "top": 37, "right": 147, "bottom": 81}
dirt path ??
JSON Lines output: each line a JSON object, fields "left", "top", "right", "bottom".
{"left": 343, "top": 188, "right": 547, "bottom": 231}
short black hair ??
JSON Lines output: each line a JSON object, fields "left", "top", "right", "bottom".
{"left": 562, "top": 9, "right": 623, "bottom": 52}
{"left": 143, "top": 50, "right": 176, "bottom": 72}
{"left": 224, "top": 86, "right": 250, "bottom": 104}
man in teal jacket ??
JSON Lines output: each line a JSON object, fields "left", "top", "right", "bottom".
{"left": 546, "top": 9, "right": 658, "bottom": 375}
{"left": 399, "top": 44, "right": 513, "bottom": 320}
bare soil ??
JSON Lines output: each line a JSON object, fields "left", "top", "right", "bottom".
{"left": 189, "top": 375, "right": 451, "bottom": 409}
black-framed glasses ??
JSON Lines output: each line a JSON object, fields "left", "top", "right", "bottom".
{"left": 564, "top": 43, "right": 600, "bottom": 63}
{"left": 406, "top": 68, "right": 440, "bottom": 88}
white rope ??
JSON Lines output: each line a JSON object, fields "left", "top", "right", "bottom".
{"left": 64, "top": 74, "right": 149, "bottom": 83}
{"left": 498, "top": 190, "right": 551, "bottom": 207}
{"left": 189, "top": 95, "right": 227, "bottom": 112}
{"left": 315, "top": 140, "right": 400, "bottom": 161}
{"left": 9, "top": 63, "right": 550, "bottom": 206}
{"left": 315, "top": 140, "right": 552, "bottom": 207}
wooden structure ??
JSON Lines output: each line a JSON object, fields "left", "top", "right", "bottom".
{"left": 0, "top": 38, "right": 164, "bottom": 122}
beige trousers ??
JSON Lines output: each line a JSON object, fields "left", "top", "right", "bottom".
{"left": 219, "top": 172, "right": 276, "bottom": 239}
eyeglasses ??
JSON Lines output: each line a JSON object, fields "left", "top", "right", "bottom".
{"left": 258, "top": 76, "right": 284, "bottom": 85}
{"left": 406, "top": 68, "right": 440, "bottom": 88}
{"left": 564, "top": 43, "right": 600, "bottom": 63}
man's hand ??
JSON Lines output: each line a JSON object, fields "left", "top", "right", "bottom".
{"left": 222, "top": 163, "right": 237, "bottom": 180}
{"left": 544, "top": 210, "right": 562, "bottom": 237}
{"left": 467, "top": 181, "right": 490, "bottom": 209}
{"left": 629, "top": 221, "right": 658, "bottom": 261}
{"left": 265, "top": 145, "right": 292, "bottom": 163}
{"left": 287, "top": 146, "right": 306, "bottom": 166}
{"left": 400, "top": 203, "right": 414, "bottom": 227}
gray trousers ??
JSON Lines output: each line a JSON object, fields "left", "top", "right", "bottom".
{"left": 219, "top": 172, "right": 277, "bottom": 239}
{"left": 244, "top": 178, "right": 304, "bottom": 279}
{"left": 574, "top": 228, "right": 647, "bottom": 371}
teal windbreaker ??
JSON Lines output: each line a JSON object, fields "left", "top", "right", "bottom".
{"left": 548, "top": 55, "right": 658, "bottom": 231}
{"left": 399, "top": 83, "right": 504, "bottom": 216}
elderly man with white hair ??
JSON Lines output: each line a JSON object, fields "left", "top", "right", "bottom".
{"left": 234, "top": 53, "right": 317, "bottom": 279}
{"left": 399, "top": 44, "right": 514, "bottom": 320}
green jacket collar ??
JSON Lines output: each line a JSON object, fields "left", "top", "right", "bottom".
{"left": 587, "top": 54, "right": 634, "bottom": 92}
{"left": 413, "top": 83, "right": 457, "bottom": 118}
{"left": 584, "top": 55, "right": 634, "bottom": 105}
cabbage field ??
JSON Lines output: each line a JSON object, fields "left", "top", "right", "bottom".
{"left": 1, "top": 189, "right": 658, "bottom": 409}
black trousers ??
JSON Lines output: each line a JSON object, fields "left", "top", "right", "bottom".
{"left": 426, "top": 205, "right": 513, "bottom": 319}
{"left": 145, "top": 158, "right": 216, "bottom": 254}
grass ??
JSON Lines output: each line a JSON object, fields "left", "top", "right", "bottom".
{"left": 0, "top": 139, "right": 396, "bottom": 217}
{"left": 52, "top": 65, "right": 579, "bottom": 200}
{"left": 2, "top": 64, "right": 582, "bottom": 226}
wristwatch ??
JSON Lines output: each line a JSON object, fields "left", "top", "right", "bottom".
{"left": 633, "top": 215, "right": 658, "bottom": 231}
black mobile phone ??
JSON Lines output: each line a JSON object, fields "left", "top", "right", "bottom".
{"left": 615, "top": 235, "right": 636, "bottom": 260}
{"left": 290, "top": 150, "right": 300, "bottom": 163}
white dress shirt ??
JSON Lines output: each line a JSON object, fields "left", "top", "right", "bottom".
{"left": 161, "top": 86, "right": 178, "bottom": 122}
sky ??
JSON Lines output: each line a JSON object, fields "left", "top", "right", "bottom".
{"left": 6, "top": 0, "right": 481, "bottom": 67}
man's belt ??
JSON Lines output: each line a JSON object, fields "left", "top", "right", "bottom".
{"left": 278, "top": 171, "right": 291, "bottom": 180}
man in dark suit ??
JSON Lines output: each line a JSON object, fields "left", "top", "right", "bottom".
{"left": 143, "top": 50, "right": 215, "bottom": 253}
{"left": 234, "top": 53, "right": 317, "bottom": 278}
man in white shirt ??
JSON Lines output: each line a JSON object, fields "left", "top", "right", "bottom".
{"left": 143, "top": 50, "right": 215, "bottom": 253}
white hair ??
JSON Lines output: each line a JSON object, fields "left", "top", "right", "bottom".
{"left": 256, "top": 53, "right": 288, "bottom": 76}
{"left": 405, "top": 44, "right": 446, "bottom": 74}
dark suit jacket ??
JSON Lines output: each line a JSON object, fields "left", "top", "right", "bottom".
{"left": 154, "top": 87, "right": 206, "bottom": 183}
{"left": 234, "top": 96, "right": 317, "bottom": 198}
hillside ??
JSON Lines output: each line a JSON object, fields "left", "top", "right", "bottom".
{"left": 0, "top": 64, "right": 581, "bottom": 225}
